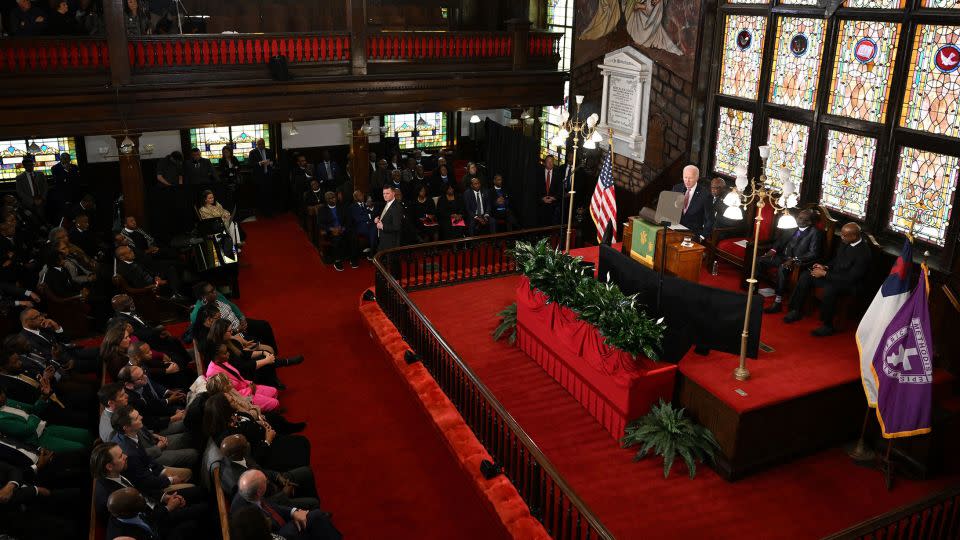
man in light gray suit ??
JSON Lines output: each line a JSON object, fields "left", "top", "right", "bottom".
{"left": 15, "top": 155, "right": 48, "bottom": 213}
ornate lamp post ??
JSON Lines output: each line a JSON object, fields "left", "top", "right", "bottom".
{"left": 722, "top": 145, "right": 799, "bottom": 381}
{"left": 551, "top": 95, "right": 603, "bottom": 252}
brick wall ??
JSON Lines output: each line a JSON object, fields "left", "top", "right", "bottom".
{"left": 571, "top": 54, "right": 693, "bottom": 194}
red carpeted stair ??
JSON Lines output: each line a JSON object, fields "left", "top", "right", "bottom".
{"left": 410, "top": 275, "right": 960, "bottom": 540}
{"left": 233, "top": 215, "right": 509, "bottom": 540}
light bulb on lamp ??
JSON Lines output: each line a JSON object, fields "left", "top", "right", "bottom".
{"left": 586, "top": 113, "right": 599, "bottom": 129}
{"left": 583, "top": 139, "right": 597, "bottom": 150}
{"left": 591, "top": 131, "right": 603, "bottom": 143}
{"left": 560, "top": 110, "right": 570, "bottom": 123}
{"left": 575, "top": 95, "right": 585, "bottom": 105}
{"left": 758, "top": 145, "right": 770, "bottom": 161}
{"left": 723, "top": 205, "right": 744, "bottom": 220}
{"left": 723, "top": 190, "right": 740, "bottom": 207}
{"left": 778, "top": 212, "right": 798, "bottom": 229}
{"left": 779, "top": 168, "right": 793, "bottom": 194}
{"left": 469, "top": 115, "right": 481, "bottom": 124}
{"left": 558, "top": 128, "right": 570, "bottom": 140}
{"left": 119, "top": 136, "right": 135, "bottom": 154}
{"left": 734, "top": 165, "right": 749, "bottom": 191}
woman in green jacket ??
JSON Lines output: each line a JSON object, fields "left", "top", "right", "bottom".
{"left": 0, "top": 384, "right": 91, "bottom": 453}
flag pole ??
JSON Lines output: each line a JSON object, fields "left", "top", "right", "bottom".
{"left": 846, "top": 407, "right": 877, "bottom": 462}
{"left": 606, "top": 128, "right": 616, "bottom": 241}
{"left": 882, "top": 439, "right": 895, "bottom": 490}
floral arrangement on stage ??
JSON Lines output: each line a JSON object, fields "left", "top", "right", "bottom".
{"left": 621, "top": 400, "right": 719, "bottom": 479}
{"left": 492, "top": 303, "right": 518, "bottom": 345}
{"left": 512, "top": 239, "right": 664, "bottom": 360}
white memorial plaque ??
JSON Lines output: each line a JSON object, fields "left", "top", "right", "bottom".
{"left": 598, "top": 46, "right": 653, "bottom": 162}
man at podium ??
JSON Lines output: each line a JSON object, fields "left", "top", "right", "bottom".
{"left": 670, "top": 165, "right": 711, "bottom": 241}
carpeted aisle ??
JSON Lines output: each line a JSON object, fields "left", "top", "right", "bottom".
{"left": 410, "top": 275, "right": 959, "bottom": 540}
{"left": 232, "top": 215, "right": 509, "bottom": 540}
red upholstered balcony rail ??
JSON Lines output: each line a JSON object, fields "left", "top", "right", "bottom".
{"left": 0, "top": 38, "right": 109, "bottom": 72}
{"left": 529, "top": 32, "right": 559, "bottom": 57}
{"left": 128, "top": 34, "right": 351, "bottom": 69}
{"left": 367, "top": 32, "right": 512, "bottom": 60}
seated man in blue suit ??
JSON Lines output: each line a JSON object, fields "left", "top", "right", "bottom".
{"left": 462, "top": 177, "right": 496, "bottom": 236}
{"left": 232, "top": 469, "right": 341, "bottom": 540}
{"left": 671, "top": 164, "right": 711, "bottom": 241}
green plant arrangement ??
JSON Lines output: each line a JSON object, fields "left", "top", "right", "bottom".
{"left": 620, "top": 400, "right": 720, "bottom": 479}
{"left": 512, "top": 239, "right": 664, "bottom": 360}
{"left": 492, "top": 303, "right": 518, "bottom": 345}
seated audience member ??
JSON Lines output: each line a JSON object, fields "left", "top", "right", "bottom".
{"left": 463, "top": 177, "right": 495, "bottom": 236}
{"left": 191, "top": 281, "right": 278, "bottom": 353}
{"left": 19, "top": 308, "right": 100, "bottom": 373}
{"left": 203, "top": 393, "right": 309, "bottom": 472}
{"left": 387, "top": 169, "right": 403, "bottom": 197}
{"left": 110, "top": 405, "right": 192, "bottom": 497}
{"left": 491, "top": 174, "right": 517, "bottom": 231}
{"left": 431, "top": 164, "right": 453, "bottom": 198}
{"left": 0, "top": 383, "right": 91, "bottom": 452}
{"left": 760, "top": 209, "right": 822, "bottom": 314}
{"left": 0, "top": 461, "right": 81, "bottom": 540}
{"left": 76, "top": 0, "right": 106, "bottom": 36}
{"left": 437, "top": 184, "right": 467, "bottom": 240}
{"left": 198, "top": 190, "right": 243, "bottom": 247}
{"left": 218, "top": 434, "right": 319, "bottom": 509}
{"left": 115, "top": 245, "right": 187, "bottom": 302}
{"left": 112, "top": 294, "right": 192, "bottom": 371}
{"left": 204, "top": 342, "right": 280, "bottom": 412}
{"left": 9, "top": 0, "right": 49, "bottom": 36}
{"left": 56, "top": 237, "right": 99, "bottom": 291}
{"left": 291, "top": 154, "right": 316, "bottom": 201}
{"left": 410, "top": 185, "right": 439, "bottom": 243}
{"left": 38, "top": 248, "right": 85, "bottom": 299}
{"left": 4, "top": 333, "right": 98, "bottom": 411}
{"left": 0, "top": 281, "right": 39, "bottom": 315}
{"left": 117, "top": 364, "right": 187, "bottom": 434}
{"left": 98, "top": 382, "right": 198, "bottom": 469}
{"left": 317, "top": 191, "right": 354, "bottom": 271}
{"left": 204, "top": 374, "right": 304, "bottom": 436}
{"left": 128, "top": 340, "right": 194, "bottom": 396}
{"left": 0, "top": 219, "right": 39, "bottom": 285}
{"left": 121, "top": 215, "right": 178, "bottom": 261}
{"left": 461, "top": 162, "right": 483, "bottom": 191}
{"left": 230, "top": 505, "right": 280, "bottom": 540}
{"left": 232, "top": 470, "right": 341, "bottom": 540}
{"left": 92, "top": 442, "right": 208, "bottom": 529}
{"left": 184, "top": 147, "right": 220, "bottom": 185}
{"left": 302, "top": 179, "right": 324, "bottom": 215}
{"left": 0, "top": 429, "right": 88, "bottom": 506}
{"left": 784, "top": 222, "right": 872, "bottom": 336}
{"left": 68, "top": 213, "right": 101, "bottom": 256}
{"left": 703, "top": 177, "right": 742, "bottom": 242}
{"left": 105, "top": 485, "right": 202, "bottom": 540}
{"left": 123, "top": 0, "right": 151, "bottom": 36}
{"left": 188, "top": 302, "right": 221, "bottom": 355}
{"left": 0, "top": 347, "right": 87, "bottom": 427}
{"left": 208, "top": 318, "right": 302, "bottom": 387}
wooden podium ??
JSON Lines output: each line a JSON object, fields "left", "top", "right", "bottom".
{"left": 623, "top": 217, "right": 705, "bottom": 283}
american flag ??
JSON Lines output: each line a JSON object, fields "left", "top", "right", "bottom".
{"left": 590, "top": 150, "right": 617, "bottom": 243}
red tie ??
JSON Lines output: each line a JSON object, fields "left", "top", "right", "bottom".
{"left": 683, "top": 189, "right": 692, "bottom": 214}
{"left": 263, "top": 503, "right": 287, "bottom": 527}
{"left": 545, "top": 170, "right": 552, "bottom": 193}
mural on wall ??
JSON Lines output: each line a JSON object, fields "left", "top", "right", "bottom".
{"left": 575, "top": 0, "right": 699, "bottom": 80}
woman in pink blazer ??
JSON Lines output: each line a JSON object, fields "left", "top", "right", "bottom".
{"left": 205, "top": 342, "right": 279, "bottom": 411}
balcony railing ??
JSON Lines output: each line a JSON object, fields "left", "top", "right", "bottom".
{"left": 127, "top": 33, "right": 351, "bottom": 69}
{"left": 372, "top": 228, "right": 615, "bottom": 540}
{"left": 0, "top": 30, "right": 559, "bottom": 74}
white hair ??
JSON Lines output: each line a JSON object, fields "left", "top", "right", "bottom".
{"left": 683, "top": 164, "right": 700, "bottom": 177}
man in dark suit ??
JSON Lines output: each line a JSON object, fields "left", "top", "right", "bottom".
{"left": 249, "top": 138, "right": 276, "bottom": 217}
{"left": 110, "top": 405, "right": 192, "bottom": 499}
{"left": 536, "top": 155, "right": 564, "bottom": 226}
{"left": 671, "top": 164, "right": 711, "bottom": 239}
{"left": 111, "top": 294, "right": 191, "bottom": 368}
{"left": 785, "top": 222, "right": 872, "bottom": 336}
{"left": 350, "top": 192, "right": 378, "bottom": 256}
{"left": 183, "top": 148, "right": 220, "bottom": 185}
{"left": 291, "top": 154, "right": 316, "bottom": 207}
{"left": 760, "top": 209, "right": 822, "bottom": 313}
{"left": 117, "top": 365, "right": 186, "bottom": 435}
{"left": 105, "top": 486, "right": 202, "bottom": 540}
{"left": 0, "top": 460, "right": 81, "bottom": 540}
{"left": 18, "top": 308, "right": 100, "bottom": 374}
{"left": 232, "top": 469, "right": 341, "bottom": 540}
{"left": 40, "top": 249, "right": 84, "bottom": 299}
{"left": 316, "top": 149, "right": 340, "bottom": 194}
{"left": 702, "top": 177, "right": 743, "bottom": 241}
{"left": 115, "top": 245, "right": 186, "bottom": 301}
{"left": 218, "top": 434, "right": 319, "bottom": 508}
{"left": 375, "top": 186, "right": 403, "bottom": 252}
{"left": 463, "top": 177, "right": 496, "bottom": 236}
{"left": 317, "top": 191, "right": 355, "bottom": 271}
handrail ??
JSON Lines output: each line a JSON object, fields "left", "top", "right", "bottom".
{"left": 0, "top": 37, "right": 109, "bottom": 72}
{"left": 822, "top": 483, "right": 960, "bottom": 539}
{"left": 371, "top": 227, "right": 615, "bottom": 540}
{"left": 128, "top": 33, "right": 351, "bottom": 69}
{"left": 367, "top": 31, "right": 512, "bottom": 60}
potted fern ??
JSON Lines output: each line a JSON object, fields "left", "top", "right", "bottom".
{"left": 621, "top": 400, "right": 720, "bottom": 479}
{"left": 492, "top": 303, "right": 517, "bottom": 345}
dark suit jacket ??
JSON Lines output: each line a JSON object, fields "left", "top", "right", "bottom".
{"left": 772, "top": 227, "right": 822, "bottom": 266}
{"left": 248, "top": 148, "right": 274, "bottom": 180}
{"left": 217, "top": 455, "right": 284, "bottom": 499}
{"left": 316, "top": 161, "right": 340, "bottom": 185}
{"left": 125, "top": 384, "right": 174, "bottom": 433}
{"left": 95, "top": 475, "right": 158, "bottom": 522}
{"left": 117, "top": 259, "right": 156, "bottom": 289}
{"left": 316, "top": 205, "right": 350, "bottom": 233}
{"left": 42, "top": 266, "right": 82, "bottom": 298}
{"left": 112, "top": 433, "right": 171, "bottom": 498}
{"left": 230, "top": 492, "right": 294, "bottom": 532}
{"left": 113, "top": 311, "right": 159, "bottom": 344}
{"left": 463, "top": 189, "right": 493, "bottom": 221}
{"left": 105, "top": 510, "right": 166, "bottom": 540}
{"left": 672, "top": 182, "right": 711, "bottom": 237}
{"left": 377, "top": 201, "right": 403, "bottom": 251}
{"left": 18, "top": 328, "right": 66, "bottom": 358}
{"left": 184, "top": 158, "right": 220, "bottom": 185}
{"left": 535, "top": 166, "right": 564, "bottom": 202}
{"left": 825, "top": 240, "right": 872, "bottom": 290}
{"left": 68, "top": 228, "right": 100, "bottom": 257}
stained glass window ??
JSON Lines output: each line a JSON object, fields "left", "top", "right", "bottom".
{"left": 828, "top": 21, "right": 901, "bottom": 123}
{"left": 820, "top": 130, "right": 877, "bottom": 219}
{"left": 765, "top": 119, "right": 809, "bottom": 190}
{"left": 920, "top": 0, "right": 959, "bottom": 6}
{"left": 718, "top": 15, "right": 768, "bottom": 99}
{"left": 769, "top": 17, "right": 827, "bottom": 110}
{"left": 889, "top": 146, "right": 959, "bottom": 246}
{"left": 714, "top": 107, "right": 754, "bottom": 176}
{"left": 844, "top": 0, "right": 906, "bottom": 8}
{"left": 781, "top": 0, "right": 819, "bottom": 5}
{"left": 726, "top": 0, "right": 769, "bottom": 4}
{"left": 190, "top": 124, "right": 270, "bottom": 163}
{"left": 0, "top": 137, "right": 75, "bottom": 182}
{"left": 900, "top": 25, "right": 960, "bottom": 138}
{"left": 547, "top": 0, "right": 574, "bottom": 72}
{"left": 384, "top": 112, "right": 448, "bottom": 150}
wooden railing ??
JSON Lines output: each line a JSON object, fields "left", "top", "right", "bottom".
{"left": 823, "top": 483, "right": 960, "bottom": 539}
{"left": 128, "top": 33, "right": 351, "bottom": 69}
{"left": 372, "top": 228, "right": 615, "bottom": 540}
{"left": 367, "top": 32, "right": 512, "bottom": 61}
{"left": 0, "top": 37, "right": 109, "bottom": 72}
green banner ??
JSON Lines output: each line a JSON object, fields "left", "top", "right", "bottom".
{"left": 630, "top": 217, "right": 659, "bottom": 268}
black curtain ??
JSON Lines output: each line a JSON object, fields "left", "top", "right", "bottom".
{"left": 598, "top": 245, "right": 762, "bottom": 362}
{"left": 482, "top": 119, "right": 541, "bottom": 228}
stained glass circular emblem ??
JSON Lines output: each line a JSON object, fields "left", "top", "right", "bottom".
{"left": 736, "top": 30, "right": 752, "bottom": 50}
{"left": 934, "top": 44, "right": 960, "bottom": 73}
{"left": 854, "top": 38, "right": 877, "bottom": 64}
{"left": 790, "top": 34, "right": 808, "bottom": 57}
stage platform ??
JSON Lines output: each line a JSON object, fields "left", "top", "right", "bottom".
{"left": 406, "top": 253, "right": 959, "bottom": 539}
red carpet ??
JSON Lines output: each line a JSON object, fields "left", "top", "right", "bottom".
{"left": 410, "top": 274, "right": 959, "bottom": 539}
{"left": 234, "top": 215, "right": 509, "bottom": 540}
